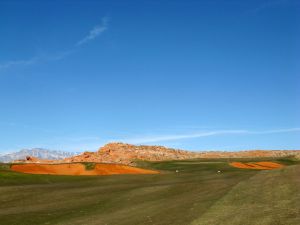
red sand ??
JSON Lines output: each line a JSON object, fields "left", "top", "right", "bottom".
{"left": 230, "top": 161, "right": 283, "bottom": 170}
{"left": 254, "top": 161, "right": 284, "bottom": 169}
{"left": 11, "top": 163, "right": 159, "bottom": 176}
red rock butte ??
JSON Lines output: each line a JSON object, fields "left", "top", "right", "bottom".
{"left": 13, "top": 142, "right": 300, "bottom": 166}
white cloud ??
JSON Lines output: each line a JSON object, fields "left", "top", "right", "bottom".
{"left": 45, "top": 49, "right": 76, "bottom": 61}
{"left": 0, "top": 17, "right": 109, "bottom": 70}
{"left": 117, "top": 128, "right": 300, "bottom": 144}
{"left": 76, "top": 17, "right": 109, "bottom": 46}
{"left": 0, "top": 57, "right": 38, "bottom": 70}
{"left": 2, "top": 127, "right": 299, "bottom": 153}
{"left": 0, "top": 50, "right": 74, "bottom": 70}
{"left": 118, "top": 130, "right": 247, "bottom": 144}
{"left": 248, "top": 128, "right": 300, "bottom": 134}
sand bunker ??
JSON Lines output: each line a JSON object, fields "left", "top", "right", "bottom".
{"left": 11, "top": 163, "right": 159, "bottom": 176}
{"left": 230, "top": 161, "right": 283, "bottom": 170}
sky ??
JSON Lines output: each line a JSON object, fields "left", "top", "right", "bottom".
{"left": 0, "top": 0, "right": 299, "bottom": 153}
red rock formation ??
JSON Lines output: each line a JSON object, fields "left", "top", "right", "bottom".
{"left": 63, "top": 142, "right": 300, "bottom": 165}
{"left": 13, "top": 142, "right": 300, "bottom": 166}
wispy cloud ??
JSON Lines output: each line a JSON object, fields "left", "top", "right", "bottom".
{"left": 0, "top": 17, "right": 109, "bottom": 70}
{"left": 248, "top": 127, "right": 300, "bottom": 134}
{"left": 118, "top": 128, "right": 300, "bottom": 144}
{"left": 3, "top": 127, "right": 299, "bottom": 153}
{"left": 0, "top": 50, "right": 75, "bottom": 70}
{"left": 45, "top": 49, "right": 76, "bottom": 61}
{"left": 76, "top": 17, "right": 109, "bottom": 46}
{"left": 0, "top": 57, "right": 38, "bottom": 70}
{"left": 118, "top": 130, "right": 246, "bottom": 144}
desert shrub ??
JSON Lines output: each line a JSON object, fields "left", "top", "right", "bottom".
{"left": 82, "top": 162, "right": 96, "bottom": 170}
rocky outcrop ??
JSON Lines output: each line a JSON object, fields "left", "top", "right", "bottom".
{"left": 63, "top": 143, "right": 199, "bottom": 165}
{"left": 12, "top": 143, "right": 300, "bottom": 166}
{"left": 63, "top": 142, "right": 300, "bottom": 165}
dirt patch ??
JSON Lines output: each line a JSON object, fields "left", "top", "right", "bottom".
{"left": 11, "top": 163, "right": 159, "bottom": 176}
{"left": 254, "top": 162, "right": 284, "bottom": 169}
{"left": 230, "top": 162, "right": 283, "bottom": 170}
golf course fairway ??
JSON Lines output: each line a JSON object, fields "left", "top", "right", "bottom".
{"left": 0, "top": 158, "right": 299, "bottom": 225}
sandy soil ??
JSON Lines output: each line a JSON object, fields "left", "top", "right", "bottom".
{"left": 229, "top": 162, "right": 283, "bottom": 170}
{"left": 11, "top": 163, "right": 159, "bottom": 175}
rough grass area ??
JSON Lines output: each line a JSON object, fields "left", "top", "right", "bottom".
{"left": 0, "top": 158, "right": 299, "bottom": 225}
{"left": 0, "top": 163, "right": 11, "bottom": 171}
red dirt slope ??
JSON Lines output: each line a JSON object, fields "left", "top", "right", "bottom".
{"left": 230, "top": 162, "right": 283, "bottom": 170}
{"left": 11, "top": 163, "right": 159, "bottom": 176}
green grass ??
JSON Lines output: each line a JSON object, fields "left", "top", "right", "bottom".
{"left": 82, "top": 162, "right": 96, "bottom": 170}
{"left": 0, "top": 158, "right": 299, "bottom": 225}
{"left": 191, "top": 165, "right": 300, "bottom": 225}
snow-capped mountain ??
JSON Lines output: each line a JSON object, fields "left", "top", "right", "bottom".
{"left": 0, "top": 148, "right": 78, "bottom": 163}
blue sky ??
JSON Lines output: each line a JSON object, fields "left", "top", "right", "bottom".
{"left": 0, "top": 0, "right": 299, "bottom": 153}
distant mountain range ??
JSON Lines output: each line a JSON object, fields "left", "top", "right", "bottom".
{"left": 0, "top": 148, "right": 78, "bottom": 163}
